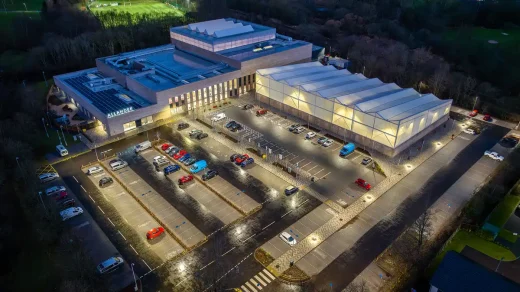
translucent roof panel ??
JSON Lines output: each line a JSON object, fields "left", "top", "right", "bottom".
{"left": 213, "top": 24, "right": 254, "bottom": 38}
{"left": 300, "top": 74, "right": 364, "bottom": 92}
{"left": 270, "top": 66, "right": 331, "bottom": 81}
{"left": 257, "top": 62, "right": 321, "bottom": 76}
{"left": 285, "top": 69, "right": 351, "bottom": 86}
{"left": 378, "top": 94, "right": 440, "bottom": 120}
{"left": 188, "top": 19, "right": 228, "bottom": 32}
{"left": 339, "top": 83, "right": 401, "bottom": 107}
{"left": 359, "top": 88, "right": 419, "bottom": 113}
{"left": 318, "top": 78, "right": 381, "bottom": 99}
{"left": 389, "top": 99, "right": 451, "bottom": 121}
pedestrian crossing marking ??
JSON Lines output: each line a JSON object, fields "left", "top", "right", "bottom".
{"left": 249, "top": 279, "right": 262, "bottom": 289}
{"left": 245, "top": 281, "right": 257, "bottom": 292}
{"left": 263, "top": 269, "right": 275, "bottom": 280}
{"left": 254, "top": 275, "right": 266, "bottom": 286}
{"left": 258, "top": 272, "right": 271, "bottom": 283}
{"left": 241, "top": 285, "right": 250, "bottom": 292}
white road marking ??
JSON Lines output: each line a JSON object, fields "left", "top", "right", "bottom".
{"left": 81, "top": 185, "right": 87, "bottom": 193}
{"left": 88, "top": 194, "right": 95, "bottom": 203}
{"left": 312, "top": 168, "right": 325, "bottom": 176}
{"left": 73, "top": 221, "right": 90, "bottom": 230}
{"left": 130, "top": 244, "right": 139, "bottom": 255}
{"left": 301, "top": 161, "right": 312, "bottom": 168}
{"left": 295, "top": 158, "right": 305, "bottom": 164}
{"left": 262, "top": 221, "right": 275, "bottom": 230}
{"left": 73, "top": 176, "right": 78, "bottom": 183}
{"left": 200, "top": 260, "right": 215, "bottom": 271}
{"left": 142, "top": 259, "right": 152, "bottom": 271}
{"left": 245, "top": 282, "right": 257, "bottom": 292}
{"left": 307, "top": 165, "right": 318, "bottom": 172}
{"left": 263, "top": 269, "right": 275, "bottom": 280}
{"left": 254, "top": 275, "right": 266, "bottom": 286}
{"left": 249, "top": 279, "right": 262, "bottom": 290}
{"left": 221, "top": 247, "right": 236, "bottom": 256}
{"left": 258, "top": 271, "right": 271, "bottom": 283}
{"left": 241, "top": 285, "right": 250, "bottom": 292}
{"left": 107, "top": 218, "right": 115, "bottom": 226}
{"left": 118, "top": 230, "right": 127, "bottom": 241}
{"left": 320, "top": 171, "right": 331, "bottom": 179}
{"left": 97, "top": 206, "right": 105, "bottom": 214}
{"left": 241, "top": 233, "right": 256, "bottom": 243}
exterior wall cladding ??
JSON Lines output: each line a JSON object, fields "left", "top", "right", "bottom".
{"left": 255, "top": 93, "right": 449, "bottom": 157}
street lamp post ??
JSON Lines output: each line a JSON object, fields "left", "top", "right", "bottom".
{"left": 131, "top": 263, "right": 138, "bottom": 291}
{"left": 60, "top": 125, "right": 68, "bottom": 146}
{"left": 472, "top": 96, "right": 479, "bottom": 111}
{"left": 23, "top": 2, "right": 27, "bottom": 11}
{"left": 56, "top": 130, "right": 62, "bottom": 145}
{"left": 94, "top": 144, "right": 99, "bottom": 161}
{"left": 38, "top": 191, "right": 48, "bottom": 213}
{"left": 41, "top": 117, "right": 49, "bottom": 138}
{"left": 42, "top": 71, "right": 48, "bottom": 87}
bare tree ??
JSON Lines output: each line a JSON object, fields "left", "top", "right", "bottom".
{"left": 412, "top": 209, "right": 433, "bottom": 249}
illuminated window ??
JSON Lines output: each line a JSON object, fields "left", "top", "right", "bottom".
{"left": 123, "top": 121, "right": 136, "bottom": 132}
{"left": 141, "top": 116, "right": 153, "bottom": 125}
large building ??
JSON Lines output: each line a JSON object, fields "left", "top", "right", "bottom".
{"left": 255, "top": 62, "right": 452, "bottom": 156}
{"left": 54, "top": 19, "right": 316, "bottom": 136}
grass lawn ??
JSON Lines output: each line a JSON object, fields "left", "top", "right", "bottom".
{"left": 0, "top": 11, "right": 40, "bottom": 26}
{"left": 1, "top": 0, "right": 43, "bottom": 11}
{"left": 499, "top": 229, "right": 518, "bottom": 243}
{"left": 428, "top": 230, "right": 516, "bottom": 275}
{"left": 443, "top": 27, "right": 520, "bottom": 54}
{"left": 487, "top": 194, "right": 520, "bottom": 228}
{"left": 89, "top": 0, "right": 183, "bottom": 15}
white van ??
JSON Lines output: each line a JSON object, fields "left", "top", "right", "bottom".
{"left": 97, "top": 257, "right": 124, "bottom": 274}
{"left": 110, "top": 159, "right": 128, "bottom": 171}
{"left": 87, "top": 166, "right": 103, "bottom": 175}
{"left": 39, "top": 172, "right": 59, "bottom": 183}
{"left": 60, "top": 207, "right": 83, "bottom": 221}
{"left": 135, "top": 141, "right": 151, "bottom": 153}
{"left": 211, "top": 113, "right": 226, "bottom": 122}
{"left": 56, "top": 144, "right": 68, "bottom": 157}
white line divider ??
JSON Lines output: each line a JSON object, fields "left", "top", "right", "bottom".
{"left": 221, "top": 246, "right": 236, "bottom": 256}
{"left": 130, "top": 244, "right": 139, "bottom": 255}
{"left": 107, "top": 217, "right": 115, "bottom": 227}
{"left": 142, "top": 259, "right": 152, "bottom": 272}
{"left": 97, "top": 206, "right": 105, "bottom": 214}
{"left": 199, "top": 260, "right": 215, "bottom": 271}
{"left": 81, "top": 185, "right": 87, "bottom": 193}
{"left": 88, "top": 194, "right": 95, "bottom": 203}
{"left": 118, "top": 230, "right": 127, "bottom": 241}
{"left": 262, "top": 221, "right": 275, "bottom": 230}
{"left": 73, "top": 175, "right": 78, "bottom": 183}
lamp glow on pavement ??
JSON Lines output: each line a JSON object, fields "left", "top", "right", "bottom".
{"left": 436, "top": 141, "right": 442, "bottom": 147}
{"left": 268, "top": 188, "right": 279, "bottom": 199}
{"left": 178, "top": 261, "right": 186, "bottom": 272}
{"left": 363, "top": 194, "right": 374, "bottom": 203}
{"left": 405, "top": 164, "right": 413, "bottom": 170}
{"left": 290, "top": 198, "right": 296, "bottom": 209}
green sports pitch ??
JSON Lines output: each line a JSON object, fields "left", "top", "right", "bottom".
{"left": 89, "top": 0, "right": 183, "bottom": 15}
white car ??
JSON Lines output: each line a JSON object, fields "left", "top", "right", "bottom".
{"left": 60, "top": 207, "right": 84, "bottom": 221}
{"left": 322, "top": 139, "right": 333, "bottom": 147}
{"left": 87, "top": 166, "right": 103, "bottom": 175}
{"left": 463, "top": 128, "right": 476, "bottom": 135}
{"left": 153, "top": 155, "right": 166, "bottom": 162}
{"left": 279, "top": 231, "right": 297, "bottom": 246}
{"left": 211, "top": 113, "right": 226, "bottom": 122}
{"left": 39, "top": 172, "right": 59, "bottom": 183}
{"left": 484, "top": 151, "right": 504, "bottom": 161}
{"left": 305, "top": 132, "right": 316, "bottom": 139}
{"left": 294, "top": 126, "right": 306, "bottom": 134}
{"left": 45, "top": 185, "right": 66, "bottom": 196}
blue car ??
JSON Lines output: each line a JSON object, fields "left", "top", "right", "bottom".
{"left": 164, "top": 165, "right": 180, "bottom": 175}
{"left": 179, "top": 153, "right": 191, "bottom": 163}
{"left": 240, "top": 157, "right": 254, "bottom": 167}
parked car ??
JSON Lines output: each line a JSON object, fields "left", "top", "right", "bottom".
{"left": 96, "top": 257, "right": 124, "bottom": 274}
{"left": 230, "top": 154, "right": 240, "bottom": 162}
{"left": 164, "top": 165, "right": 181, "bottom": 175}
{"left": 178, "top": 175, "right": 194, "bottom": 185}
{"left": 225, "top": 121, "right": 237, "bottom": 129}
{"left": 322, "top": 139, "right": 333, "bottom": 147}
{"left": 483, "top": 114, "right": 492, "bottom": 121}
{"left": 183, "top": 157, "right": 196, "bottom": 166}
{"left": 135, "top": 141, "right": 151, "bottom": 153}
{"left": 60, "top": 207, "right": 83, "bottom": 221}
{"left": 190, "top": 160, "right": 207, "bottom": 173}
{"left": 279, "top": 231, "right": 296, "bottom": 246}
{"left": 196, "top": 132, "right": 208, "bottom": 140}
{"left": 231, "top": 123, "right": 243, "bottom": 132}
{"left": 39, "top": 172, "right": 59, "bottom": 183}
{"left": 463, "top": 128, "right": 476, "bottom": 135}
{"left": 339, "top": 143, "right": 356, "bottom": 157}
{"left": 317, "top": 137, "right": 328, "bottom": 145}
{"left": 500, "top": 136, "right": 519, "bottom": 148}
{"left": 469, "top": 110, "right": 478, "bottom": 117}
{"left": 189, "top": 129, "right": 203, "bottom": 137}
{"left": 177, "top": 123, "right": 190, "bottom": 130}
{"left": 45, "top": 185, "right": 66, "bottom": 196}
{"left": 173, "top": 150, "right": 187, "bottom": 160}
{"left": 202, "top": 169, "right": 219, "bottom": 181}
{"left": 179, "top": 153, "right": 191, "bottom": 163}
{"left": 211, "top": 113, "right": 226, "bottom": 122}
{"left": 87, "top": 166, "right": 103, "bottom": 175}
{"left": 58, "top": 198, "right": 75, "bottom": 209}
{"left": 240, "top": 157, "right": 255, "bottom": 167}
{"left": 355, "top": 178, "right": 371, "bottom": 190}
{"left": 284, "top": 185, "right": 299, "bottom": 196}
{"left": 153, "top": 158, "right": 169, "bottom": 167}
{"left": 161, "top": 143, "right": 172, "bottom": 151}
{"left": 166, "top": 145, "right": 179, "bottom": 155}
{"left": 99, "top": 177, "right": 113, "bottom": 188}
{"left": 55, "top": 191, "right": 69, "bottom": 201}
{"left": 235, "top": 154, "right": 250, "bottom": 164}
{"left": 294, "top": 126, "right": 305, "bottom": 134}
{"left": 484, "top": 151, "right": 504, "bottom": 161}
{"left": 288, "top": 124, "right": 301, "bottom": 132}
{"left": 306, "top": 132, "right": 316, "bottom": 139}
{"left": 243, "top": 104, "right": 254, "bottom": 110}
{"left": 146, "top": 227, "right": 165, "bottom": 240}
{"left": 256, "top": 109, "right": 268, "bottom": 116}
{"left": 361, "top": 157, "right": 373, "bottom": 165}
{"left": 110, "top": 159, "right": 128, "bottom": 171}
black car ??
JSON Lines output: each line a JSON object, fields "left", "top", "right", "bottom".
{"left": 196, "top": 132, "right": 208, "bottom": 140}
{"left": 58, "top": 198, "right": 76, "bottom": 209}
{"left": 284, "top": 186, "right": 299, "bottom": 196}
{"left": 230, "top": 154, "right": 240, "bottom": 162}
{"left": 99, "top": 177, "right": 113, "bottom": 188}
{"left": 231, "top": 123, "right": 243, "bottom": 132}
{"left": 242, "top": 104, "right": 254, "bottom": 110}
{"left": 189, "top": 129, "right": 203, "bottom": 137}
{"left": 177, "top": 123, "right": 190, "bottom": 130}
{"left": 288, "top": 124, "right": 301, "bottom": 132}
{"left": 202, "top": 169, "right": 219, "bottom": 181}
{"left": 225, "top": 120, "right": 237, "bottom": 129}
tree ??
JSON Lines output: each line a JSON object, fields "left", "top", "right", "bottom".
{"left": 412, "top": 209, "right": 433, "bottom": 249}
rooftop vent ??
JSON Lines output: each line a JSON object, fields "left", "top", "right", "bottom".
{"left": 116, "top": 93, "right": 133, "bottom": 104}
{"left": 86, "top": 73, "right": 99, "bottom": 80}
{"left": 212, "top": 70, "right": 222, "bottom": 75}
{"left": 146, "top": 75, "right": 161, "bottom": 84}
{"left": 197, "top": 75, "right": 206, "bottom": 80}
{"left": 181, "top": 80, "right": 189, "bottom": 84}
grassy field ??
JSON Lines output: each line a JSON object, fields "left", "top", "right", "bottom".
{"left": 0, "top": 11, "right": 40, "bottom": 26}
{"left": 1, "top": 0, "right": 43, "bottom": 11}
{"left": 443, "top": 27, "right": 520, "bottom": 54}
{"left": 89, "top": 0, "right": 183, "bottom": 15}
{"left": 428, "top": 229, "right": 516, "bottom": 275}
{"left": 487, "top": 189, "right": 520, "bottom": 228}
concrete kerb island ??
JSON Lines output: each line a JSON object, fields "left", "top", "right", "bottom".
{"left": 97, "top": 155, "right": 207, "bottom": 252}
{"left": 153, "top": 141, "right": 262, "bottom": 217}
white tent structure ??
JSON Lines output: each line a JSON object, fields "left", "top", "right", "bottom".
{"left": 255, "top": 62, "right": 452, "bottom": 156}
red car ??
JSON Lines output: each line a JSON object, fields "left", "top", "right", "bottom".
{"left": 178, "top": 175, "right": 194, "bottom": 185}
{"left": 256, "top": 109, "right": 268, "bottom": 116}
{"left": 355, "top": 178, "right": 371, "bottom": 190}
{"left": 469, "top": 110, "right": 478, "bottom": 117}
{"left": 235, "top": 154, "right": 250, "bottom": 164}
{"left": 55, "top": 190, "right": 69, "bottom": 201}
{"left": 483, "top": 114, "right": 491, "bottom": 121}
{"left": 173, "top": 149, "right": 187, "bottom": 160}
{"left": 161, "top": 143, "right": 172, "bottom": 151}
{"left": 146, "top": 227, "right": 165, "bottom": 240}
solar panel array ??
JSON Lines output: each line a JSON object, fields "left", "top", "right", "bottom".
{"left": 64, "top": 75, "right": 148, "bottom": 116}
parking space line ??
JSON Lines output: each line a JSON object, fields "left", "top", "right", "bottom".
{"left": 295, "top": 158, "right": 305, "bottom": 165}
{"left": 118, "top": 230, "right": 127, "bottom": 241}
{"left": 130, "top": 244, "right": 139, "bottom": 255}
{"left": 312, "top": 168, "right": 325, "bottom": 176}
{"left": 73, "top": 176, "right": 78, "bottom": 183}
{"left": 301, "top": 161, "right": 312, "bottom": 168}
{"left": 97, "top": 206, "right": 105, "bottom": 214}
{"left": 307, "top": 165, "right": 318, "bottom": 172}
{"left": 142, "top": 259, "right": 152, "bottom": 272}
{"left": 80, "top": 185, "right": 87, "bottom": 193}
{"left": 319, "top": 171, "right": 331, "bottom": 179}
{"left": 200, "top": 260, "right": 215, "bottom": 271}
{"left": 107, "top": 218, "right": 115, "bottom": 227}
{"left": 88, "top": 195, "right": 95, "bottom": 203}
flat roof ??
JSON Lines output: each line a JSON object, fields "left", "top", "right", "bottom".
{"left": 217, "top": 36, "right": 311, "bottom": 62}
{"left": 58, "top": 69, "right": 151, "bottom": 117}
{"left": 171, "top": 18, "right": 275, "bottom": 45}
{"left": 101, "top": 45, "right": 237, "bottom": 91}
{"left": 257, "top": 61, "right": 452, "bottom": 122}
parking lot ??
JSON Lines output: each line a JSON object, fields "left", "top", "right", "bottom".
{"left": 101, "top": 157, "right": 206, "bottom": 249}
{"left": 82, "top": 164, "right": 184, "bottom": 261}
{"left": 205, "top": 102, "right": 385, "bottom": 207}
{"left": 261, "top": 203, "right": 337, "bottom": 259}
{"left": 139, "top": 148, "right": 242, "bottom": 225}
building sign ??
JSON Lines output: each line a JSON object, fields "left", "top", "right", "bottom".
{"left": 107, "top": 107, "right": 134, "bottom": 118}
